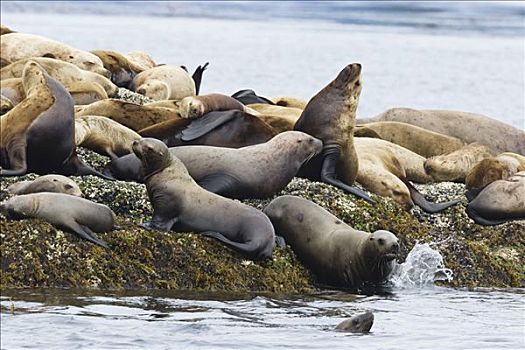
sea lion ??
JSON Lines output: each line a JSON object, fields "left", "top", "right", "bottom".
{"left": 105, "top": 131, "right": 322, "bottom": 197}
{"left": 0, "top": 78, "right": 25, "bottom": 105}
{"left": 0, "top": 95, "right": 13, "bottom": 115}
{"left": 138, "top": 110, "right": 277, "bottom": 148}
{"left": 294, "top": 63, "right": 373, "bottom": 203}
{"left": 133, "top": 137, "right": 275, "bottom": 260}
{"left": 1, "top": 24, "right": 15, "bottom": 35}
{"left": 354, "top": 121, "right": 466, "bottom": 158}
{"left": 358, "top": 108, "right": 525, "bottom": 155}
{"left": 0, "top": 61, "right": 108, "bottom": 178}
{"left": 75, "top": 99, "right": 180, "bottom": 131}
{"left": 1, "top": 33, "right": 109, "bottom": 76}
{"left": 466, "top": 172, "right": 525, "bottom": 225}
{"left": 6, "top": 174, "right": 82, "bottom": 197}
{"left": 231, "top": 89, "right": 274, "bottom": 105}
{"left": 424, "top": 143, "right": 495, "bottom": 182}
{"left": 1, "top": 57, "right": 118, "bottom": 97}
{"left": 91, "top": 49, "right": 151, "bottom": 87}
{"left": 131, "top": 65, "right": 195, "bottom": 101}
{"left": 271, "top": 96, "right": 307, "bottom": 109}
{"left": 127, "top": 51, "right": 156, "bottom": 70}
{"left": 263, "top": 195, "right": 400, "bottom": 288}
{"left": 75, "top": 115, "right": 141, "bottom": 159}
{"left": 0, "top": 193, "right": 114, "bottom": 247}
{"left": 180, "top": 93, "right": 254, "bottom": 119}
{"left": 335, "top": 312, "right": 374, "bottom": 333}
{"left": 248, "top": 103, "right": 303, "bottom": 133}
{"left": 354, "top": 138, "right": 458, "bottom": 213}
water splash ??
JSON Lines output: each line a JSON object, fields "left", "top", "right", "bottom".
{"left": 389, "top": 243, "right": 453, "bottom": 289}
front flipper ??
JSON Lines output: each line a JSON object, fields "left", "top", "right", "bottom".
{"left": 465, "top": 206, "right": 507, "bottom": 226}
{"left": 1, "top": 137, "right": 28, "bottom": 176}
{"left": 197, "top": 173, "right": 242, "bottom": 198}
{"left": 141, "top": 215, "right": 178, "bottom": 232}
{"left": 320, "top": 146, "right": 375, "bottom": 204}
{"left": 201, "top": 231, "right": 271, "bottom": 260}
{"left": 181, "top": 111, "right": 237, "bottom": 141}
{"left": 275, "top": 235, "right": 286, "bottom": 248}
{"left": 191, "top": 62, "right": 209, "bottom": 95}
{"left": 62, "top": 221, "right": 109, "bottom": 249}
{"left": 62, "top": 153, "right": 115, "bottom": 181}
{"left": 231, "top": 89, "right": 275, "bottom": 105}
{"left": 406, "top": 181, "right": 459, "bottom": 214}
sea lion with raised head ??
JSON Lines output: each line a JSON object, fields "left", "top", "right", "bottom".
{"left": 131, "top": 65, "right": 196, "bottom": 101}
{"left": 263, "top": 195, "right": 400, "bottom": 288}
{"left": 6, "top": 174, "right": 82, "bottom": 197}
{"left": 0, "top": 193, "right": 115, "bottom": 247}
{"left": 132, "top": 137, "right": 275, "bottom": 260}
{"left": 335, "top": 311, "right": 374, "bottom": 333}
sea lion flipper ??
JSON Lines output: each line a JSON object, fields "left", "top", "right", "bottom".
{"left": 1, "top": 137, "right": 28, "bottom": 176}
{"left": 141, "top": 215, "right": 178, "bottom": 231}
{"left": 465, "top": 187, "right": 483, "bottom": 202}
{"left": 231, "top": 89, "right": 275, "bottom": 105}
{"left": 201, "top": 230, "right": 270, "bottom": 260}
{"left": 64, "top": 222, "right": 109, "bottom": 249}
{"left": 197, "top": 173, "right": 241, "bottom": 197}
{"left": 191, "top": 62, "right": 209, "bottom": 95}
{"left": 62, "top": 153, "right": 115, "bottom": 181}
{"left": 181, "top": 111, "right": 237, "bottom": 141}
{"left": 465, "top": 206, "right": 507, "bottom": 226}
{"left": 406, "top": 181, "right": 460, "bottom": 214}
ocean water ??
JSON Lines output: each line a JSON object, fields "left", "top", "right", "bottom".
{"left": 1, "top": 2, "right": 524, "bottom": 349}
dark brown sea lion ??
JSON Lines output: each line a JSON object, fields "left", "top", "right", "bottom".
{"left": 294, "top": 63, "right": 373, "bottom": 203}
{"left": 7, "top": 174, "right": 82, "bottom": 197}
{"left": 231, "top": 89, "right": 274, "bottom": 105}
{"left": 0, "top": 193, "right": 115, "bottom": 247}
{"left": 0, "top": 61, "right": 108, "bottom": 178}
{"left": 335, "top": 311, "right": 374, "bottom": 333}
{"left": 132, "top": 138, "right": 275, "bottom": 260}
{"left": 263, "top": 195, "right": 400, "bottom": 288}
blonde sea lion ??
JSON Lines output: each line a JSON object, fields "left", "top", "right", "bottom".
{"left": 68, "top": 81, "right": 108, "bottom": 105}
{"left": 133, "top": 138, "right": 276, "bottom": 260}
{"left": 1, "top": 57, "right": 118, "bottom": 97}
{"left": 0, "top": 193, "right": 115, "bottom": 247}
{"left": 263, "top": 195, "right": 400, "bottom": 288}
{"left": 354, "top": 121, "right": 466, "bottom": 158}
{"left": 1, "top": 33, "right": 109, "bottom": 76}
{"left": 127, "top": 51, "right": 156, "bottom": 70}
{"left": 131, "top": 65, "right": 195, "bottom": 101}
{"left": 270, "top": 96, "right": 307, "bottom": 109}
{"left": 75, "top": 115, "right": 141, "bottom": 159}
{"left": 7, "top": 174, "right": 82, "bottom": 197}
{"left": 248, "top": 103, "right": 302, "bottom": 133}
{"left": 180, "top": 93, "right": 254, "bottom": 119}
{"left": 358, "top": 108, "right": 525, "bottom": 155}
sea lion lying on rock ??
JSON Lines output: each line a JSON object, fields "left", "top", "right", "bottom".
{"left": 7, "top": 174, "right": 82, "bottom": 197}
{"left": 180, "top": 93, "right": 256, "bottom": 119}
{"left": 131, "top": 65, "right": 196, "bottom": 101}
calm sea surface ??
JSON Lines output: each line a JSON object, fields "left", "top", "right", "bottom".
{"left": 1, "top": 3, "right": 524, "bottom": 349}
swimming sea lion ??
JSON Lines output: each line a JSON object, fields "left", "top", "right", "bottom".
{"left": 75, "top": 115, "right": 141, "bottom": 159}
{"left": 248, "top": 103, "right": 303, "bottom": 133}
{"left": 354, "top": 121, "right": 466, "bottom": 158}
{"left": 263, "top": 195, "right": 400, "bottom": 288}
{"left": 6, "top": 174, "right": 82, "bottom": 197}
{"left": 466, "top": 172, "right": 525, "bottom": 225}
{"left": 335, "top": 312, "right": 374, "bottom": 333}
{"left": 1, "top": 33, "right": 109, "bottom": 76}
{"left": 180, "top": 93, "right": 254, "bottom": 119}
{"left": 132, "top": 138, "right": 275, "bottom": 260}
{"left": 131, "top": 65, "right": 195, "bottom": 101}
{"left": 294, "top": 63, "right": 373, "bottom": 203}
{"left": 270, "top": 96, "right": 307, "bottom": 109}
{"left": 424, "top": 143, "right": 495, "bottom": 182}
{"left": 0, "top": 193, "right": 114, "bottom": 247}
{"left": 358, "top": 108, "right": 525, "bottom": 155}
{"left": 0, "top": 61, "right": 108, "bottom": 178}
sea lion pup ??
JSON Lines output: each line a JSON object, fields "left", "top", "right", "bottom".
{"left": 358, "top": 108, "right": 525, "bottom": 155}
{"left": 133, "top": 138, "right": 275, "bottom": 260}
{"left": 294, "top": 63, "right": 373, "bottom": 203}
{"left": 355, "top": 138, "right": 458, "bottom": 213}
{"left": 231, "top": 89, "right": 274, "bottom": 105}
{"left": 465, "top": 172, "right": 525, "bottom": 225}
{"left": 139, "top": 110, "right": 277, "bottom": 148}
{"left": 335, "top": 311, "right": 374, "bottom": 333}
{"left": 263, "top": 195, "right": 400, "bottom": 288}
{"left": 270, "top": 96, "right": 307, "bottom": 110}
{"left": 1, "top": 57, "right": 118, "bottom": 97}
{"left": 131, "top": 65, "right": 196, "bottom": 101}
{"left": 180, "top": 93, "right": 257, "bottom": 119}
{"left": 354, "top": 121, "right": 466, "bottom": 158}
{"left": 75, "top": 99, "right": 180, "bottom": 131}
{"left": 0, "top": 95, "right": 13, "bottom": 115}
{"left": 75, "top": 116, "right": 141, "bottom": 160}
{"left": 0, "top": 193, "right": 114, "bottom": 248}
{"left": 1, "top": 33, "right": 109, "bottom": 76}
{"left": 7, "top": 174, "right": 82, "bottom": 197}
{"left": 465, "top": 152, "right": 525, "bottom": 200}
{"left": 0, "top": 61, "right": 109, "bottom": 178}
{"left": 91, "top": 49, "right": 151, "bottom": 87}
{"left": 424, "top": 143, "right": 495, "bottom": 183}
{"left": 247, "top": 103, "right": 303, "bottom": 133}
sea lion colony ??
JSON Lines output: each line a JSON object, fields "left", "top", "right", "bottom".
{"left": 1, "top": 25, "right": 524, "bottom": 290}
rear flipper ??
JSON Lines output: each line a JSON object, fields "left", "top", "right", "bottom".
{"left": 1, "top": 137, "right": 28, "bottom": 176}
{"left": 181, "top": 111, "right": 237, "bottom": 141}
{"left": 465, "top": 187, "right": 483, "bottom": 202}
{"left": 191, "top": 62, "right": 209, "bottom": 95}
{"left": 62, "top": 153, "right": 116, "bottom": 181}
{"left": 201, "top": 231, "right": 272, "bottom": 260}
{"left": 465, "top": 206, "right": 508, "bottom": 226}
{"left": 320, "top": 146, "right": 375, "bottom": 204}
{"left": 197, "top": 173, "right": 242, "bottom": 198}
{"left": 231, "top": 89, "right": 275, "bottom": 105}
{"left": 63, "top": 221, "right": 109, "bottom": 249}
{"left": 406, "top": 181, "right": 459, "bottom": 214}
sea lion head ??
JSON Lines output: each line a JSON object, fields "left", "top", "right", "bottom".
{"left": 7, "top": 175, "right": 83, "bottom": 197}
{"left": 361, "top": 230, "right": 399, "bottom": 282}
{"left": 332, "top": 63, "right": 363, "bottom": 113}
{"left": 136, "top": 80, "right": 169, "bottom": 101}
{"left": 180, "top": 96, "right": 205, "bottom": 119}
{"left": 270, "top": 131, "right": 323, "bottom": 164}
{"left": 103, "top": 154, "right": 143, "bottom": 182}
{"left": 335, "top": 311, "right": 374, "bottom": 333}
{"left": 132, "top": 138, "right": 171, "bottom": 178}
{"left": 21, "top": 60, "right": 47, "bottom": 96}
{"left": 374, "top": 176, "right": 413, "bottom": 209}
{"left": 424, "top": 155, "right": 464, "bottom": 182}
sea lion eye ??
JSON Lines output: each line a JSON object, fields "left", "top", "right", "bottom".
{"left": 64, "top": 184, "right": 73, "bottom": 190}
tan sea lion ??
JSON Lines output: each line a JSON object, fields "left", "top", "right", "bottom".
{"left": 131, "top": 65, "right": 195, "bottom": 101}
{"left": 0, "top": 61, "right": 108, "bottom": 178}
{"left": 294, "top": 63, "right": 373, "bottom": 203}
{"left": 0, "top": 57, "right": 12, "bottom": 68}
{"left": 91, "top": 49, "right": 151, "bottom": 87}
{"left": 248, "top": 103, "right": 302, "bottom": 133}
{"left": 75, "top": 99, "right": 180, "bottom": 131}
{"left": 424, "top": 143, "right": 495, "bottom": 182}
{"left": 1, "top": 57, "right": 118, "bottom": 97}
{"left": 0, "top": 24, "right": 15, "bottom": 35}
{"left": 270, "top": 96, "right": 307, "bottom": 109}
{"left": 133, "top": 138, "right": 276, "bottom": 260}
{"left": 7, "top": 174, "right": 82, "bottom": 197}
{"left": 358, "top": 108, "right": 525, "bottom": 155}
{"left": 466, "top": 172, "right": 525, "bottom": 225}
{"left": 127, "top": 51, "right": 156, "bottom": 70}
{"left": 0, "top": 193, "right": 114, "bottom": 247}
{"left": 180, "top": 93, "right": 253, "bottom": 119}
{"left": 263, "top": 195, "right": 400, "bottom": 288}
{"left": 145, "top": 99, "right": 181, "bottom": 110}
{"left": 335, "top": 312, "right": 374, "bottom": 333}
{"left": 1, "top": 33, "right": 109, "bottom": 76}
{"left": 75, "top": 115, "right": 141, "bottom": 159}
{"left": 354, "top": 121, "right": 466, "bottom": 158}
